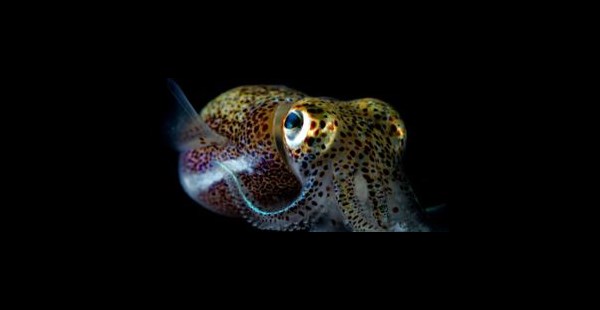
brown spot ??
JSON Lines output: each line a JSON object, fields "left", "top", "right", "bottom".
{"left": 262, "top": 124, "right": 268, "bottom": 132}
{"left": 320, "top": 120, "right": 326, "bottom": 129}
{"left": 311, "top": 121, "right": 317, "bottom": 129}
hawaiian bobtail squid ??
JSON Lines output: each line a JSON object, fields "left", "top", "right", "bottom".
{"left": 167, "top": 79, "right": 430, "bottom": 232}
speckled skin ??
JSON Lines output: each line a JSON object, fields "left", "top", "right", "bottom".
{"left": 175, "top": 85, "right": 429, "bottom": 232}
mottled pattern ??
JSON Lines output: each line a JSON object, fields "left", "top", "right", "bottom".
{"left": 171, "top": 83, "right": 429, "bottom": 232}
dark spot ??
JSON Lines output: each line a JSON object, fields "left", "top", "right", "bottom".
{"left": 392, "top": 207, "right": 399, "bottom": 213}
{"left": 285, "top": 111, "right": 303, "bottom": 129}
{"left": 307, "top": 108, "right": 323, "bottom": 114}
{"left": 319, "top": 120, "right": 326, "bottom": 129}
{"left": 262, "top": 124, "right": 268, "bottom": 132}
{"left": 306, "top": 137, "right": 315, "bottom": 146}
{"left": 311, "top": 121, "right": 317, "bottom": 129}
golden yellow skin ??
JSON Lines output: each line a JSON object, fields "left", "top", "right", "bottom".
{"left": 174, "top": 84, "right": 429, "bottom": 231}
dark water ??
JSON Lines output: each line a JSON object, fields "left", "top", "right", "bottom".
{"left": 145, "top": 65, "right": 451, "bottom": 233}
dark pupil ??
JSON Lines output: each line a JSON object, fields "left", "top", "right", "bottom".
{"left": 285, "top": 112, "right": 302, "bottom": 129}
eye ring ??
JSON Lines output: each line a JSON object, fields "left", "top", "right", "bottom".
{"left": 283, "top": 110, "right": 310, "bottom": 149}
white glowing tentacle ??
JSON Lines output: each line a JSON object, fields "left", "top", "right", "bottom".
{"left": 180, "top": 156, "right": 253, "bottom": 197}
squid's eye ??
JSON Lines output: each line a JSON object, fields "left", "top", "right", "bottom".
{"left": 283, "top": 110, "right": 309, "bottom": 149}
{"left": 285, "top": 111, "right": 303, "bottom": 129}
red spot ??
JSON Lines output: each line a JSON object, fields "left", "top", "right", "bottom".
{"left": 310, "top": 121, "right": 317, "bottom": 129}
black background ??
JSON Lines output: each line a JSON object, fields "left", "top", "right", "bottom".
{"left": 10, "top": 7, "right": 489, "bottom": 283}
